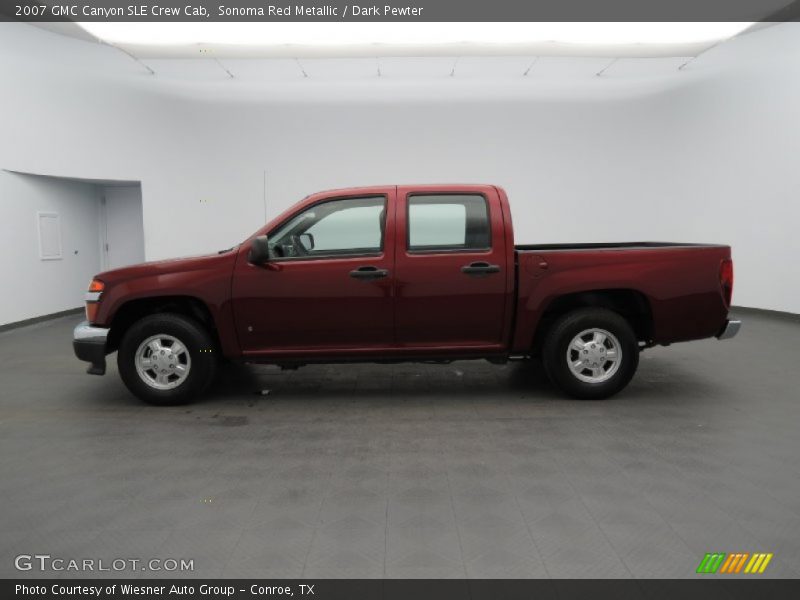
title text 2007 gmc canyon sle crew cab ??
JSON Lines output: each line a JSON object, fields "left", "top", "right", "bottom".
{"left": 73, "top": 184, "right": 740, "bottom": 405}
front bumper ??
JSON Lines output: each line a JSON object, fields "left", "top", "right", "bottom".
{"left": 73, "top": 320, "right": 110, "bottom": 375}
{"left": 716, "top": 319, "right": 742, "bottom": 341}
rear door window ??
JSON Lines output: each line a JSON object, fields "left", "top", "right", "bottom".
{"left": 407, "top": 194, "right": 490, "bottom": 252}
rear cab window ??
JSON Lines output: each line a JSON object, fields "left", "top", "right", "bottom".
{"left": 407, "top": 194, "right": 490, "bottom": 252}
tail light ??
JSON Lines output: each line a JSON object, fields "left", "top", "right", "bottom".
{"left": 85, "top": 279, "right": 104, "bottom": 323}
{"left": 720, "top": 259, "right": 733, "bottom": 307}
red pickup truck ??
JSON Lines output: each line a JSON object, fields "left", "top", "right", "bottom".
{"left": 73, "top": 184, "right": 739, "bottom": 405}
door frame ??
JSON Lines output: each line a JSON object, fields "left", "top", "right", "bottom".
{"left": 98, "top": 194, "right": 109, "bottom": 271}
{"left": 391, "top": 184, "right": 513, "bottom": 352}
{"left": 232, "top": 186, "right": 400, "bottom": 358}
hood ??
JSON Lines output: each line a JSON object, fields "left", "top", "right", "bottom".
{"left": 94, "top": 247, "right": 238, "bottom": 284}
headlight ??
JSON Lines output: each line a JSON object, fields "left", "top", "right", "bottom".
{"left": 85, "top": 279, "right": 105, "bottom": 322}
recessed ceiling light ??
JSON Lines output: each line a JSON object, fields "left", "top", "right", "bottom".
{"left": 78, "top": 22, "right": 753, "bottom": 49}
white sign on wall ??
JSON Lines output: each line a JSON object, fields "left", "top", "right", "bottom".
{"left": 37, "top": 211, "right": 62, "bottom": 260}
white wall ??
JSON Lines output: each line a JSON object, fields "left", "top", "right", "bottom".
{"left": 651, "top": 26, "right": 800, "bottom": 313}
{"left": 0, "top": 172, "right": 101, "bottom": 325}
{"left": 0, "top": 22, "right": 798, "bottom": 314}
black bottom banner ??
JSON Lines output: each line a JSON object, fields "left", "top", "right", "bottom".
{"left": 5, "top": 579, "right": 800, "bottom": 600}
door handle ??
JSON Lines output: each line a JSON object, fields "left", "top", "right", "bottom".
{"left": 349, "top": 265, "right": 389, "bottom": 280}
{"left": 461, "top": 261, "right": 500, "bottom": 276}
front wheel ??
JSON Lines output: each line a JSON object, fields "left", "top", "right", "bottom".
{"left": 117, "top": 313, "right": 217, "bottom": 405}
{"left": 542, "top": 308, "right": 639, "bottom": 400}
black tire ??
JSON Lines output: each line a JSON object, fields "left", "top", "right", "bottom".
{"left": 542, "top": 308, "right": 639, "bottom": 400}
{"left": 117, "top": 313, "right": 217, "bottom": 405}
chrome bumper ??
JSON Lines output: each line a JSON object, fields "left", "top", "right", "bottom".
{"left": 74, "top": 320, "right": 110, "bottom": 342}
{"left": 716, "top": 319, "right": 741, "bottom": 341}
{"left": 73, "top": 320, "right": 110, "bottom": 375}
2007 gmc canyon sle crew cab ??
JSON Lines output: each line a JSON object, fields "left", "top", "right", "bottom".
{"left": 73, "top": 184, "right": 740, "bottom": 405}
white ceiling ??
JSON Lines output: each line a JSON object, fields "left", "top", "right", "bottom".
{"left": 13, "top": 21, "right": 778, "bottom": 90}
{"left": 135, "top": 55, "right": 700, "bottom": 82}
{"left": 75, "top": 22, "right": 760, "bottom": 58}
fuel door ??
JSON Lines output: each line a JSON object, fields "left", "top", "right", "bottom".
{"left": 524, "top": 254, "right": 550, "bottom": 278}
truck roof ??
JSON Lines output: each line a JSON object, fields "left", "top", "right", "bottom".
{"left": 307, "top": 184, "right": 501, "bottom": 195}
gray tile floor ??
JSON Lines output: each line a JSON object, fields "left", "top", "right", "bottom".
{"left": 0, "top": 309, "right": 799, "bottom": 579}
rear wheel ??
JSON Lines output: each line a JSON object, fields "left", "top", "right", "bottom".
{"left": 542, "top": 308, "right": 639, "bottom": 399}
{"left": 118, "top": 313, "right": 217, "bottom": 405}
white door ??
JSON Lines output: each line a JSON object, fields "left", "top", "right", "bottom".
{"left": 100, "top": 185, "right": 145, "bottom": 270}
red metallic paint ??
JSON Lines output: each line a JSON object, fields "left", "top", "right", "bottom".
{"left": 394, "top": 185, "right": 509, "bottom": 349}
{"left": 232, "top": 187, "right": 397, "bottom": 357}
{"left": 89, "top": 184, "right": 732, "bottom": 363}
{"left": 91, "top": 252, "right": 240, "bottom": 357}
{"left": 512, "top": 246, "right": 730, "bottom": 353}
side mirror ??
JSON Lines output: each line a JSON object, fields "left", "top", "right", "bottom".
{"left": 298, "top": 233, "right": 315, "bottom": 251}
{"left": 248, "top": 235, "right": 270, "bottom": 264}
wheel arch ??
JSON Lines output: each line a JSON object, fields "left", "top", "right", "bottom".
{"left": 530, "top": 288, "right": 653, "bottom": 356}
{"left": 106, "top": 296, "right": 220, "bottom": 354}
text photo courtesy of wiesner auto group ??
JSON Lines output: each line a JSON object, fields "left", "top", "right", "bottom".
{"left": 2, "top": 1, "right": 800, "bottom": 599}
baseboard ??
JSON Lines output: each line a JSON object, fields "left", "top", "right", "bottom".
{"left": 730, "top": 305, "right": 800, "bottom": 323}
{"left": 0, "top": 307, "right": 83, "bottom": 333}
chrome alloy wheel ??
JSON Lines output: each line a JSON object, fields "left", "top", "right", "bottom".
{"left": 134, "top": 334, "right": 192, "bottom": 390}
{"left": 566, "top": 328, "right": 622, "bottom": 384}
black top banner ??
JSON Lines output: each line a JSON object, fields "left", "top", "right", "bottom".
{"left": 2, "top": 0, "right": 800, "bottom": 22}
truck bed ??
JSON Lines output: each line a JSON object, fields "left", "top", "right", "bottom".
{"left": 516, "top": 241, "right": 723, "bottom": 251}
{"left": 511, "top": 242, "right": 732, "bottom": 352}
